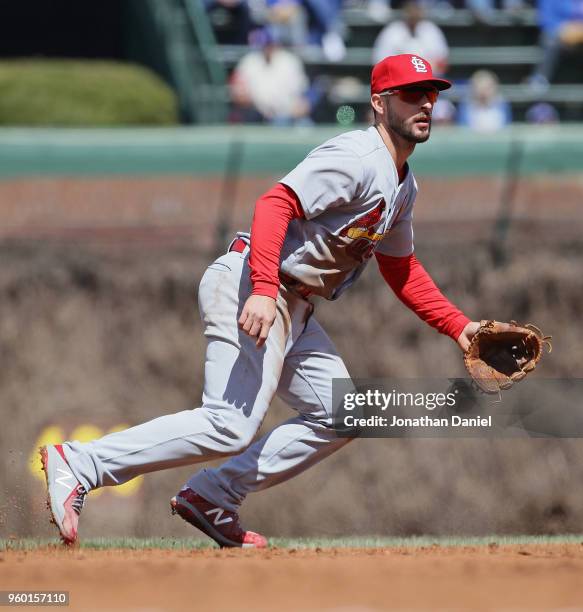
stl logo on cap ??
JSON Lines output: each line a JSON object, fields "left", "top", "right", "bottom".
{"left": 370, "top": 54, "right": 452, "bottom": 94}
{"left": 411, "top": 56, "right": 428, "bottom": 73}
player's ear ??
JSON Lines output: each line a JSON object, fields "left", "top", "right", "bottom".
{"left": 370, "top": 93, "right": 384, "bottom": 117}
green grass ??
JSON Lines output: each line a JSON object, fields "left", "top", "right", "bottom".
{"left": 3, "top": 534, "right": 583, "bottom": 552}
{"left": 0, "top": 537, "right": 212, "bottom": 551}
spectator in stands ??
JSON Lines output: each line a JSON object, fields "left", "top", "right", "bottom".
{"left": 229, "top": 28, "right": 313, "bottom": 125}
{"left": 466, "top": 0, "right": 529, "bottom": 23}
{"left": 525, "top": 101, "right": 560, "bottom": 123}
{"left": 303, "top": 0, "right": 347, "bottom": 61}
{"left": 252, "top": 0, "right": 346, "bottom": 60}
{"left": 458, "top": 69, "right": 512, "bottom": 131}
{"left": 367, "top": 0, "right": 391, "bottom": 24}
{"left": 432, "top": 97, "right": 457, "bottom": 124}
{"left": 264, "top": 0, "right": 309, "bottom": 47}
{"left": 366, "top": 0, "right": 465, "bottom": 24}
{"left": 530, "top": 0, "right": 583, "bottom": 89}
{"left": 372, "top": 1, "right": 449, "bottom": 75}
{"left": 204, "top": 0, "right": 254, "bottom": 44}
{"left": 367, "top": 0, "right": 534, "bottom": 24}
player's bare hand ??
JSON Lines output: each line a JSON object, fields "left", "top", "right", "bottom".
{"left": 456, "top": 321, "right": 480, "bottom": 352}
{"left": 238, "top": 295, "right": 277, "bottom": 348}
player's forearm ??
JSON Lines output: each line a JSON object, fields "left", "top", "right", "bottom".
{"left": 249, "top": 183, "right": 304, "bottom": 299}
{"left": 375, "top": 252, "right": 470, "bottom": 340}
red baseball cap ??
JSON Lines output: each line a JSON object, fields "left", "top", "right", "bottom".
{"left": 371, "top": 54, "right": 451, "bottom": 94}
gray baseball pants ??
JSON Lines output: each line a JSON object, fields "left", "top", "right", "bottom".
{"left": 62, "top": 243, "right": 353, "bottom": 512}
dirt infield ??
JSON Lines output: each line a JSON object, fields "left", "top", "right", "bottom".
{"left": 2, "top": 544, "right": 583, "bottom": 611}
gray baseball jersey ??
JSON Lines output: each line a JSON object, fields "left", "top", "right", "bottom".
{"left": 280, "top": 125, "right": 417, "bottom": 299}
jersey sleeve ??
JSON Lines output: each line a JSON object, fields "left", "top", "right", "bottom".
{"left": 375, "top": 252, "right": 470, "bottom": 340}
{"left": 375, "top": 188, "right": 415, "bottom": 257}
{"left": 279, "top": 141, "right": 364, "bottom": 220}
{"left": 249, "top": 183, "right": 305, "bottom": 299}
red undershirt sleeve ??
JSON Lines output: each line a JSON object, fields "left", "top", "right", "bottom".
{"left": 375, "top": 251, "right": 471, "bottom": 341}
{"left": 249, "top": 183, "right": 305, "bottom": 299}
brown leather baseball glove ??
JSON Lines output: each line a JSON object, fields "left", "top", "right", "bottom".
{"left": 464, "top": 320, "right": 552, "bottom": 394}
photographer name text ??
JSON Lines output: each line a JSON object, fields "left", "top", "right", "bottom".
{"left": 343, "top": 414, "right": 492, "bottom": 428}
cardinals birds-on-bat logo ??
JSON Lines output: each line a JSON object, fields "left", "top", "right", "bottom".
{"left": 340, "top": 200, "right": 387, "bottom": 262}
{"left": 340, "top": 200, "right": 386, "bottom": 242}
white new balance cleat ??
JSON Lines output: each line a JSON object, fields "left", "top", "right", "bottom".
{"left": 40, "top": 445, "right": 87, "bottom": 545}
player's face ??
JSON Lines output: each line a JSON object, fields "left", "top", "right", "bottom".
{"left": 381, "top": 86, "right": 438, "bottom": 143}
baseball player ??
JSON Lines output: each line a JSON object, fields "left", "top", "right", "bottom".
{"left": 41, "top": 54, "right": 480, "bottom": 548}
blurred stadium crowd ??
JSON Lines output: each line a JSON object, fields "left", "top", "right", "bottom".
{"left": 205, "top": 0, "right": 583, "bottom": 125}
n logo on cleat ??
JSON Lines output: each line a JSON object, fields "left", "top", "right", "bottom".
{"left": 205, "top": 507, "right": 233, "bottom": 526}
{"left": 55, "top": 468, "right": 74, "bottom": 490}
